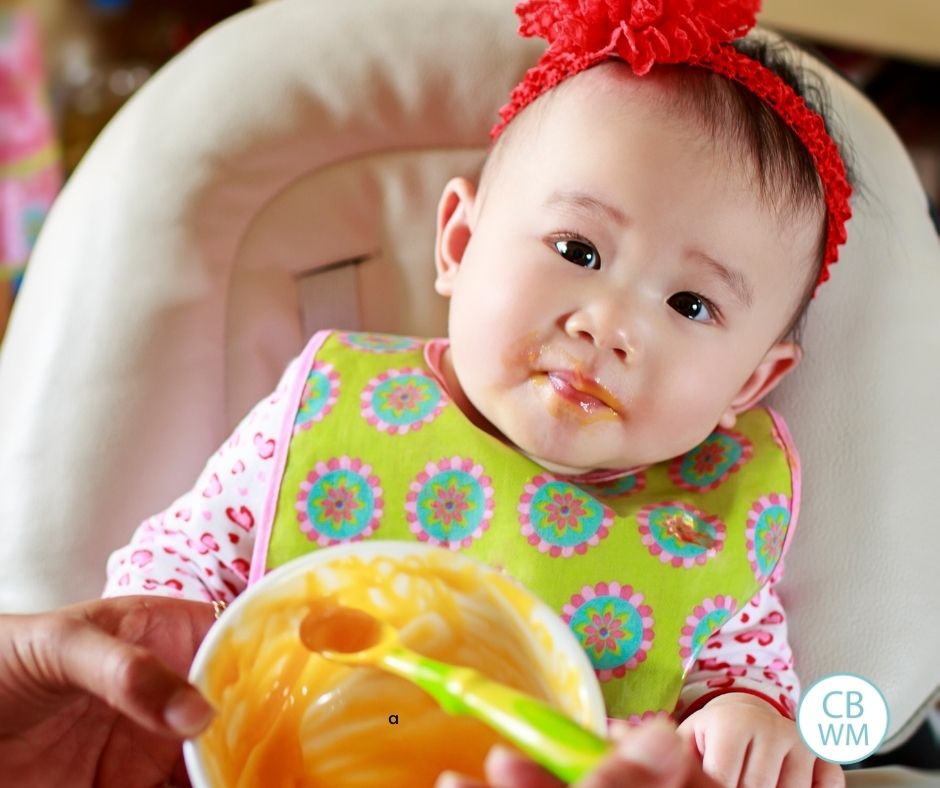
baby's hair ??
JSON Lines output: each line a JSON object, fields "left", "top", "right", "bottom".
{"left": 480, "top": 37, "right": 857, "bottom": 347}
{"left": 678, "top": 37, "right": 857, "bottom": 345}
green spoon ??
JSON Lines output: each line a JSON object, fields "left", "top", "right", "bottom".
{"left": 298, "top": 603, "right": 611, "bottom": 783}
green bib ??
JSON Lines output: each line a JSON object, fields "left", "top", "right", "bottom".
{"left": 263, "top": 331, "right": 797, "bottom": 719}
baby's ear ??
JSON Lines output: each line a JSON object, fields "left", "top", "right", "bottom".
{"left": 434, "top": 177, "right": 477, "bottom": 297}
{"left": 718, "top": 342, "right": 803, "bottom": 429}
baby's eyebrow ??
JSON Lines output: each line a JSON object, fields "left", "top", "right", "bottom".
{"left": 545, "top": 190, "right": 754, "bottom": 309}
{"left": 544, "top": 190, "right": 629, "bottom": 228}
{"left": 687, "top": 251, "right": 754, "bottom": 310}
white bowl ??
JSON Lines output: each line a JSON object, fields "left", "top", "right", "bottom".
{"left": 184, "top": 541, "right": 607, "bottom": 787}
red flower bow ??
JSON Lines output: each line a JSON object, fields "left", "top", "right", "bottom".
{"left": 517, "top": 0, "right": 759, "bottom": 75}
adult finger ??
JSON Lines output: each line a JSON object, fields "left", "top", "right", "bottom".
{"left": 437, "top": 722, "right": 700, "bottom": 788}
{"left": 436, "top": 745, "right": 572, "bottom": 787}
{"left": 484, "top": 745, "right": 566, "bottom": 787}
{"left": 22, "top": 613, "right": 213, "bottom": 738}
{"left": 576, "top": 719, "right": 695, "bottom": 788}
{"left": 82, "top": 596, "right": 217, "bottom": 670}
{"left": 434, "top": 771, "right": 489, "bottom": 788}
{"left": 479, "top": 721, "right": 693, "bottom": 788}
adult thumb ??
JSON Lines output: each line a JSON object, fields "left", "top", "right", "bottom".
{"left": 577, "top": 720, "right": 691, "bottom": 788}
{"left": 23, "top": 612, "right": 213, "bottom": 738}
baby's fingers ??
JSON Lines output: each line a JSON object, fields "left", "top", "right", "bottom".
{"left": 699, "top": 728, "right": 749, "bottom": 787}
{"left": 811, "top": 758, "right": 846, "bottom": 788}
{"left": 777, "top": 749, "right": 814, "bottom": 787}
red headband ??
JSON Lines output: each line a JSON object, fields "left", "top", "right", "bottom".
{"left": 492, "top": 0, "right": 853, "bottom": 295}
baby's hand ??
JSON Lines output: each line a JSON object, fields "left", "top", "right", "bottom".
{"left": 677, "top": 693, "right": 845, "bottom": 787}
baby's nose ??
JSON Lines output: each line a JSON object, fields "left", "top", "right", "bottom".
{"left": 563, "top": 307, "right": 635, "bottom": 362}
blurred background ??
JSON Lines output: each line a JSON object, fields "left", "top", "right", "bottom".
{"left": 1, "top": 0, "right": 938, "bottom": 340}
{"left": 1, "top": 0, "right": 254, "bottom": 337}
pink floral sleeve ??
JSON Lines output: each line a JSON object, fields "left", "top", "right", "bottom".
{"left": 675, "top": 582, "right": 800, "bottom": 721}
{"left": 102, "top": 354, "right": 303, "bottom": 603}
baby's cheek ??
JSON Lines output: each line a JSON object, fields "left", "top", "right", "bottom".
{"left": 639, "top": 392, "right": 720, "bottom": 459}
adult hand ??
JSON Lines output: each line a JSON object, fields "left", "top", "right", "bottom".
{"left": 436, "top": 718, "right": 723, "bottom": 788}
{"left": 0, "top": 595, "right": 215, "bottom": 787}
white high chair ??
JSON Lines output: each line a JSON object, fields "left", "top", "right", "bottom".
{"left": 0, "top": 0, "right": 937, "bottom": 783}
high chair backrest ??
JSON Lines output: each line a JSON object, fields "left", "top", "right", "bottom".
{"left": 0, "top": 0, "right": 937, "bottom": 763}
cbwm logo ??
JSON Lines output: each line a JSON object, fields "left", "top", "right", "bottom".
{"left": 797, "top": 674, "right": 889, "bottom": 764}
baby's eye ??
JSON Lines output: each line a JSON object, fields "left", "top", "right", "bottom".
{"left": 668, "top": 292, "right": 716, "bottom": 323}
{"left": 554, "top": 239, "right": 600, "bottom": 270}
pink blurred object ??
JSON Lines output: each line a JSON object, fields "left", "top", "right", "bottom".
{"left": 1, "top": 8, "right": 61, "bottom": 283}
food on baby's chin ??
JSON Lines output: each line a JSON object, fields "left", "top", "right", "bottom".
{"left": 195, "top": 552, "right": 589, "bottom": 787}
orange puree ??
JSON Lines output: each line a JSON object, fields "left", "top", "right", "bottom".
{"left": 195, "top": 552, "right": 589, "bottom": 787}
{"left": 299, "top": 604, "right": 384, "bottom": 654}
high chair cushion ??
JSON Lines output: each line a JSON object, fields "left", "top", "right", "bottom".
{"left": 0, "top": 0, "right": 937, "bottom": 760}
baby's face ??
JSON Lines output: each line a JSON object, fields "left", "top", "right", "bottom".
{"left": 435, "top": 66, "right": 818, "bottom": 475}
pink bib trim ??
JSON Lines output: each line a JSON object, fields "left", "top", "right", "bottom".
{"left": 248, "top": 329, "right": 332, "bottom": 586}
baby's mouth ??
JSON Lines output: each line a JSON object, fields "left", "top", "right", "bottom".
{"left": 541, "top": 370, "right": 624, "bottom": 417}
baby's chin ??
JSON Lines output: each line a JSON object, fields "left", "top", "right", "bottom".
{"left": 500, "top": 418, "right": 641, "bottom": 476}
{"left": 517, "top": 447, "right": 633, "bottom": 478}
{"left": 475, "top": 392, "right": 647, "bottom": 476}
{"left": 520, "top": 451, "right": 593, "bottom": 476}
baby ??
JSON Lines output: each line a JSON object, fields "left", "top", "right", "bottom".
{"left": 105, "top": 1, "right": 853, "bottom": 786}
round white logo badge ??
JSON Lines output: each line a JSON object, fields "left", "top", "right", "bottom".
{"left": 797, "top": 673, "right": 889, "bottom": 764}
